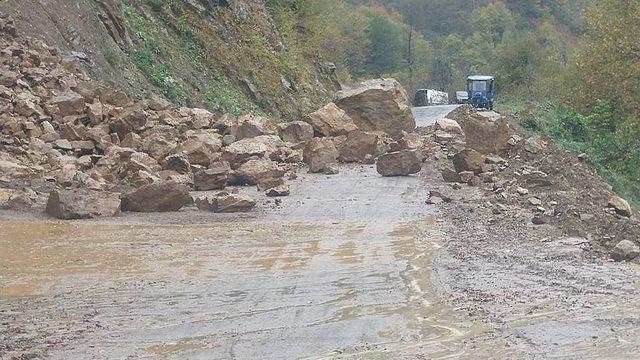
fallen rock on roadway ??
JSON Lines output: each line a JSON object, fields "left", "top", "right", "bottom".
{"left": 464, "top": 113, "right": 510, "bottom": 154}
{"left": 304, "top": 138, "right": 339, "bottom": 173}
{"left": 121, "top": 181, "right": 192, "bottom": 212}
{"left": 335, "top": 78, "right": 416, "bottom": 138}
{"left": 195, "top": 192, "right": 256, "bottom": 213}
{"left": 303, "top": 102, "right": 358, "bottom": 137}
{"left": 337, "top": 130, "right": 390, "bottom": 163}
{"left": 376, "top": 150, "right": 422, "bottom": 176}
{"left": 46, "top": 189, "right": 121, "bottom": 219}
{"left": 452, "top": 149, "right": 487, "bottom": 175}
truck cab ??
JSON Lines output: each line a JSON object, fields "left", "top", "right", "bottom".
{"left": 467, "top": 75, "right": 495, "bottom": 110}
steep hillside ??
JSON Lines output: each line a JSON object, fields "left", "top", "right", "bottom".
{"left": 0, "top": 0, "right": 338, "bottom": 120}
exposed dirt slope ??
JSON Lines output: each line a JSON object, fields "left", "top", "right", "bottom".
{"left": 0, "top": 0, "right": 337, "bottom": 119}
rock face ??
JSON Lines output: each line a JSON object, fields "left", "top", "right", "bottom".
{"left": 45, "top": 189, "right": 121, "bottom": 219}
{"left": 338, "top": 131, "right": 390, "bottom": 163}
{"left": 611, "top": 240, "right": 640, "bottom": 261}
{"left": 376, "top": 150, "right": 422, "bottom": 176}
{"left": 453, "top": 149, "right": 487, "bottom": 175}
{"left": 609, "top": 196, "right": 633, "bottom": 217}
{"left": 303, "top": 102, "right": 358, "bottom": 137}
{"left": 121, "top": 181, "right": 192, "bottom": 212}
{"left": 304, "top": 138, "right": 339, "bottom": 173}
{"left": 277, "top": 121, "right": 314, "bottom": 143}
{"left": 464, "top": 114, "right": 510, "bottom": 154}
{"left": 335, "top": 78, "right": 415, "bottom": 138}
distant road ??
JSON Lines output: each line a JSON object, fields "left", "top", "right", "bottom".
{"left": 412, "top": 104, "right": 462, "bottom": 128}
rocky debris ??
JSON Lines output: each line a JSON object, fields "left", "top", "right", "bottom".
{"left": 433, "top": 118, "right": 462, "bottom": 134}
{"left": 195, "top": 192, "right": 256, "bottom": 213}
{"left": 338, "top": 130, "right": 390, "bottom": 163}
{"left": 608, "top": 196, "right": 632, "bottom": 217}
{"left": 193, "top": 162, "right": 230, "bottom": 191}
{"left": 516, "top": 187, "right": 529, "bottom": 195}
{"left": 277, "top": 121, "right": 314, "bottom": 143}
{"left": 376, "top": 150, "right": 422, "bottom": 177}
{"left": 266, "top": 185, "right": 290, "bottom": 197}
{"left": 611, "top": 240, "right": 640, "bottom": 262}
{"left": 464, "top": 113, "right": 510, "bottom": 154}
{"left": 528, "top": 197, "right": 543, "bottom": 206}
{"left": 121, "top": 181, "right": 192, "bottom": 212}
{"left": 335, "top": 78, "right": 416, "bottom": 138}
{"left": 452, "top": 149, "right": 487, "bottom": 175}
{"left": 304, "top": 138, "right": 338, "bottom": 173}
{"left": 303, "top": 102, "right": 358, "bottom": 137}
{"left": 45, "top": 189, "right": 121, "bottom": 219}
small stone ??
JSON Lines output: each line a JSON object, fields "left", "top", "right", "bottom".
{"left": 426, "top": 196, "right": 444, "bottom": 205}
{"left": 266, "top": 185, "right": 290, "bottom": 197}
{"left": 608, "top": 196, "right": 632, "bottom": 217}
{"left": 528, "top": 197, "right": 543, "bottom": 206}
{"left": 532, "top": 215, "right": 549, "bottom": 225}
{"left": 516, "top": 187, "right": 529, "bottom": 195}
{"left": 611, "top": 240, "right": 640, "bottom": 261}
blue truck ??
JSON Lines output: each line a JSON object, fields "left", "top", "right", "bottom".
{"left": 467, "top": 75, "right": 495, "bottom": 110}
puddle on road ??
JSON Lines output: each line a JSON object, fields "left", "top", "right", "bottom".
{"left": 0, "top": 216, "right": 480, "bottom": 358}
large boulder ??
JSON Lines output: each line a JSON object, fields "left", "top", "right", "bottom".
{"left": 277, "top": 121, "right": 314, "bottom": 143}
{"left": 195, "top": 192, "right": 256, "bottom": 213}
{"left": 334, "top": 78, "right": 415, "bottom": 138}
{"left": 121, "top": 181, "right": 192, "bottom": 212}
{"left": 376, "top": 150, "right": 422, "bottom": 176}
{"left": 433, "top": 118, "right": 462, "bottom": 134}
{"left": 236, "top": 114, "right": 277, "bottom": 140}
{"left": 452, "top": 149, "right": 487, "bottom": 175}
{"left": 304, "top": 138, "right": 339, "bottom": 173}
{"left": 45, "top": 189, "right": 121, "bottom": 220}
{"left": 221, "top": 135, "right": 283, "bottom": 166}
{"left": 303, "top": 103, "right": 358, "bottom": 137}
{"left": 464, "top": 113, "right": 510, "bottom": 154}
{"left": 173, "top": 132, "right": 222, "bottom": 166}
{"left": 338, "top": 130, "right": 390, "bottom": 163}
{"left": 193, "top": 162, "right": 230, "bottom": 190}
{"left": 50, "top": 91, "right": 85, "bottom": 117}
{"left": 233, "top": 159, "right": 285, "bottom": 185}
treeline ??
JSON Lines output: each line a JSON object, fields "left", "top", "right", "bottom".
{"left": 266, "top": 0, "right": 589, "bottom": 97}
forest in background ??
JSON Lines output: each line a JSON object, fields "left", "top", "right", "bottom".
{"left": 267, "top": 0, "right": 640, "bottom": 205}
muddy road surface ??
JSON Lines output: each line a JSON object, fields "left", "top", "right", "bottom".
{"left": 1, "top": 166, "right": 469, "bottom": 359}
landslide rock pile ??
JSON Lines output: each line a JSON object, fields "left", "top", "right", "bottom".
{"left": 0, "top": 29, "right": 424, "bottom": 219}
{"left": 429, "top": 106, "right": 640, "bottom": 263}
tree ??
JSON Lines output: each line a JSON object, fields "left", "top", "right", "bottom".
{"left": 429, "top": 52, "right": 453, "bottom": 91}
{"left": 366, "top": 15, "right": 403, "bottom": 76}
